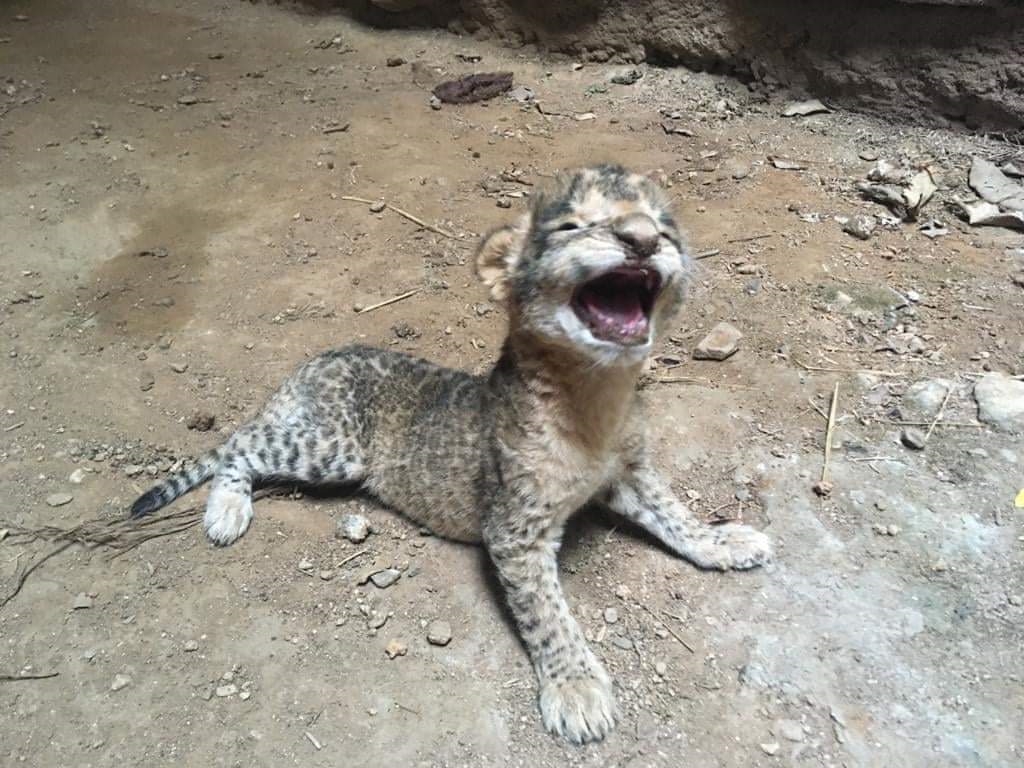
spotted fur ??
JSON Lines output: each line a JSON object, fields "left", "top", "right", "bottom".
{"left": 131, "top": 164, "right": 772, "bottom": 744}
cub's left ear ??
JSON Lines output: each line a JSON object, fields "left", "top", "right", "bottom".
{"left": 475, "top": 218, "right": 527, "bottom": 302}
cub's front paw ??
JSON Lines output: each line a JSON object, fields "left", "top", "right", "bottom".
{"left": 689, "top": 523, "right": 772, "bottom": 571}
{"left": 539, "top": 670, "right": 617, "bottom": 744}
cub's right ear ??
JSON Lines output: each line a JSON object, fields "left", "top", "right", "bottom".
{"left": 475, "top": 220, "right": 526, "bottom": 302}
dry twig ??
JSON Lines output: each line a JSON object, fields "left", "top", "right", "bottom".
{"left": 355, "top": 289, "right": 419, "bottom": 315}
{"left": 924, "top": 385, "right": 954, "bottom": 443}
{"left": 0, "top": 671, "right": 59, "bottom": 682}
{"left": 338, "top": 195, "right": 459, "bottom": 240}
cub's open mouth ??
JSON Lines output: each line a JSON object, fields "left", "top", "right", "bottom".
{"left": 571, "top": 267, "right": 662, "bottom": 345}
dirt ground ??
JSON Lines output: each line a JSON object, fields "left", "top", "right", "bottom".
{"left": 1, "top": 2, "right": 1023, "bottom": 767}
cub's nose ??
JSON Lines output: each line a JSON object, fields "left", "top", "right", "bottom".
{"left": 611, "top": 212, "right": 659, "bottom": 258}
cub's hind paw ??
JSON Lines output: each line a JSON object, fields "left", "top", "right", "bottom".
{"left": 539, "top": 671, "right": 617, "bottom": 744}
{"left": 204, "top": 490, "right": 253, "bottom": 546}
{"left": 688, "top": 523, "right": 772, "bottom": 571}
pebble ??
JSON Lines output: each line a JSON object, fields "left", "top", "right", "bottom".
{"left": 1009, "top": 594, "right": 1023, "bottom": 607}
{"left": 760, "top": 742, "right": 780, "bottom": 756}
{"left": 45, "top": 492, "right": 73, "bottom": 507}
{"left": 319, "top": 569, "right": 335, "bottom": 581}
{"left": 426, "top": 619, "right": 453, "bottom": 646}
{"left": 654, "top": 661, "right": 668, "bottom": 676}
{"left": 72, "top": 593, "right": 94, "bottom": 610}
{"left": 124, "top": 464, "right": 144, "bottom": 477}
{"left": 385, "top": 56, "right": 405, "bottom": 67}
{"left": 239, "top": 690, "right": 252, "bottom": 701}
{"left": 298, "top": 558, "right": 314, "bottom": 572}
{"left": 369, "top": 200, "right": 387, "bottom": 213}
{"left": 900, "top": 428, "right": 926, "bottom": 450}
{"left": 69, "top": 468, "right": 88, "bottom": 484}
{"left": 603, "top": 607, "right": 619, "bottom": 624}
{"left": 775, "top": 718, "right": 804, "bottom": 742}
{"left": 139, "top": 371, "right": 155, "bottom": 392}
{"left": 614, "top": 584, "right": 630, "bottom": 600}
{"left": 337, "top": 513, "right": 371, "bottom": 543}
{"left": 370, "top": 568, "right": 401, "bottom": 589}
{"left": 842, "top": 214, "right": 876, "bottom": 240}
{"left": 215, "top": 683, "right": 238, "bottom": 697}
{"left": 693, "top": 322, "right": 742, "bottom": 361}
{"left": 974, "top": 373, "right": 1024, "bottom": 433}
{"left": 110, "top": 674, "right": 132, "bottom": 692}
{"left": 183, "top": 640, "right": 199, "bottom": 652}
{"left": 186, "top": 409, "right": 215, "bottom": 431}
{"left": 610, "top": 68, "right": 642, "bottom": 85}
{"left": 385, "top": 639, "right": 407, "bottom": 659}
{"left": 169, "top": 362, "right": 189, "bottom": 374}
{"left": 610, "top": 635, "right": 634, "bottom": 651}
{"left": 902, "top": 379, "right": 952, "bottom": 415}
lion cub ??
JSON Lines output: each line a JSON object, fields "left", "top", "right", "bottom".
{"left": 131, "top": 164, "right": 772, "bottom": 744}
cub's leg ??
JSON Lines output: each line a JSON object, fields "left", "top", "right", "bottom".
{"left": 204, "top": 417, "right": 365, "bottom": 546}
{"left": 605, "top": 460, "right": 772, "bottom": 571}
{"left": 483, "top": 515, "right": 615, "bottom": 744}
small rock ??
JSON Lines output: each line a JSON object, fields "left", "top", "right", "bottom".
{"left": 319, "top": 570, "right": 335, "bottom": 581}
{"left": 603, "top": 607, "right": 619, "bottom": 625}
{"left": 614, "top": 584, "right": 630, "bottom": 600}
{"left": 183, "top": 640, "right": 199, "bottom": 652}
{"left": 426, "top": 619, "right": 453, "bottom": 646}
{"left": 369, "top": 200, "right": 387, "bottom": 213}
{"left": 385, "top": 639, "right": 407, "bottom": 659}
{"left": 654, "top": 661, "right": 668, "bottom": 676}
{"left": 124, "top": 464, "right": 144, "bottom": 477}
{"left": 169, "top": 362, "right": 189, "bottom": 374}
{"left": 610, "top": 69, "right": 642, "bottom": 85}
{"left": 186, "top": 409, "right": 215, "bottom": 432}
{"left": 812, "top": 480, "right": 833, "bottom": 497}
{"left": 177, "top": 94, "right": 200, "bottom": 105}
{"left": 297, "top": 558, "right": 315, "bottom": 572}
{"left": 775, "top": 718, "right": 804, "bottom": 742}
{"left": 760, "top": 742, "right": 780, "bottom": 756}
{"left": 139, "top": 371, "right": 155, "bottom": 392}
{"left": 1008, "top": 594, "right": 1023, "bottom": 607}
{"left": 902, "top": 379, "right": 952, "bottom": 416}
{"left": 385, "top": 56, "right": 405, "bottom": 67}
{"left": 974, "top": 374, "right": 1024, "bottom": 433}
{"left": 82, "top": 649, "right": 97, "bottom": 661}
{"left": 239, "top": 690, "right": 252, "bottom": 701}
{"left": 46, "top": 492, "right": 73, "bottom": 507}
{"left": 110, "top": 674, "right": 132, "bottom": 692}
{"left": 900, "top": 428, "right": 926, "bottom": 450}
{"left": 367, "top": 613, "right": 388, "bottom": 630}
{"left": 724, "top": 159, "right": 751, "bottom": 180}
{"left": 337, "top": 513, "right": 371, "bottom": 543}
{"left": 693, "top": 322, "right": 742, "bottom": 361}
{"left": 72, "top": 593, "right": 94, "bottom": 610}
{"left": 69, "top": 468, "right": 88, "bottom": 484}
{"left": 507, "top": 85, "right": 534, "bottom": 103}
{"left": 370, "top": 568, "right": 401, "bottom": 589}
{"left": 215, "top": 684, "right": 238, "bottom": 697}
{"left": 610, "top": 635, "right": 634, "bottom": 651}
{"left": 842, "top": 214, "right": 876, "bottom": 240}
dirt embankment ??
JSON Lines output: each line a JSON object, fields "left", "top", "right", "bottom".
{"left": 327, "top": 0, "right": 1024, "bottom": 132}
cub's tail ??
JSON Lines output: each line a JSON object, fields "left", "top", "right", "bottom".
{"left": 129, "top": 448, "right": 222, "bottom": 518}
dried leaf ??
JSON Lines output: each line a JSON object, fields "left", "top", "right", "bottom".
{"left": 782, "top": 99, "right": 830, "bottom": 117}
{"left": 968, "top": 157, "right": 1024, "bottom": 212}
{"left": 958, "top": 200, "right": 1024, "bottom": 230}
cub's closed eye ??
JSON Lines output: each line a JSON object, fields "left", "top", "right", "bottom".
{"left": 555, "top": 221, "right": 581, "bottom": 232}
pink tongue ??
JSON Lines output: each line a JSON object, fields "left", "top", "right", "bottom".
{"left": 583, "top": 291, "right": 646, "bottom": 334}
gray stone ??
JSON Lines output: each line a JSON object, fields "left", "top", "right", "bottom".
{"left": 215, "top": 683, "right": 238, "bottom": 697}
{"left": 337, "top": 513, "right": 371, "bottom": 543}
{"left": 72, "top": 593, "right": 94, "bottom": 610}
{"left": 900, "top": 427, "right": 926, "bottom": 450}
{"left": 603, "top": 607, "right": 619, "bottom": 624}
{"left": 974, "top": 374, "right": 1024, "bottom": 432}
{"left": 183, "top": 640, "right": 199, "bottom": 652}
{"left": 370, "top": 568, "right": 401, "bottom": 589}
{"left": 45, "top": 492, "right": 73, "bottom": 507}
{"left": 426, "top": 619, "right": 453, "bottom": 646}
{"left": 902, "top": 379, "right": 952, "bottom": 415}
{"left": 69, "top": 468, "right": 88, "bottom": 484}
{"left": 843, "top": 214, "right": 877, "bottom": 240}
{"left": 775, "top": 718, "right": 805, "bottom": 742}
{"left": 110, "top": 674, "right": 132, "bottom": 692}
{"left": 693, "top": 322, "right": 742, "bottom": 361}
